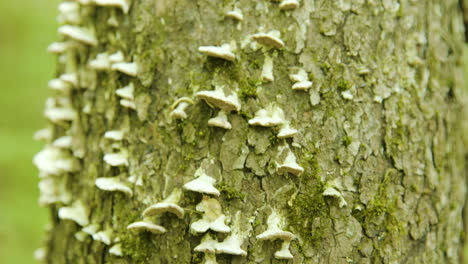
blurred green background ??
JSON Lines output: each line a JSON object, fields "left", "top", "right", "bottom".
{"left": 0, "top": 0, "right": 60, "bottom": 263}
{"left": 0, "top": 1, "right": 466, "bottom": 264}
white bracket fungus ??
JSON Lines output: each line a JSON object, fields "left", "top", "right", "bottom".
{"left": 341, "top": 90, "right": 354, "bottom": 100}
{"left": 44, "top": 107, "right": 76, "bottom": 122}
{"left": 38, "top": 177, "right": 71, "bottom": 206}
{"left": 94, "top": 0, "right": 131, "bottom": 14}
{"left": 194, "top": 235, "right": 218, "bottom": 264}
{"left": 104, "top": 130, "right": 125, "bottom": 141}
{"left": 89, "top": 53, "right": 110, "bottom": 70}
{"left": 58, "top": 25, "right": 97, "bottom": 46}
{"left": 59, "top": 73, "right": 78, "bottom": 88}
{"left": 127, "top": 174, "right": 143, "bottom": 186}
{"left": 95, "top": 177, "right": 133, "bottom": 196}
{"left": 226, "top": 8, "right": 243, "bottom": 21}
{"left": 207, "top": 111, "right": 231, "bottom": 130}
{"left": 103, "top": 152, "right": 129, "bottom": 167}
{"left": 33, "top": 128, "right": 52, "bottom": 142}
{"left": 57, "top": 2, "right": 81, "bottom": 24}
{"left": 256, "top": 211, "right": 296, "bottom": 260}
{"left": 322, "top": 184, "right": 347, "bottom": 208}
{"left": 111, "top": 62, "right": 138, "bottom": 76}
{"left": 92, "top": 229, "right": 113, "bottom": 245}
{"left": 183, "top": 168, "right": 220, "bottom": 196}
{"left": 127, "top": 221, "right": 167, "bottom": 234}
{"left": 191, "top": 197, "right": 230, "bottom": 234}
{"left": 261, "top": 55, "right": 274, "bottom": 82}
{"left": 109, "top": 244, "right": 123, "bottom": 256}
{"left": 198, "top": 44, "right": 236, "bottom": 61}
{"left": 58, "top": 201, "right": 89, "bottom": 226}
{"left": 289, "top": 68, "right": 312, "bottom": 91}
{"left": 120, "top": 99, "right": 136, "bottom": 109}
{"left": 170, "top": 97, "right": 194, "bottom": 119}
{"left": 142, "top": 189, "right": 185, "bottom": 218}
{"left": 109, "top": 51, "right": 125, "bottom": 63}
{"left": 215, "top": 233, "right": 247, "bottom": 256}
{"left": 116, "top": 83, "right": 134, "bottom": 100}
{"left": 48, "top": 78, "right": 71, "bottom": 92}
{"left": 52, "top": 136, "right": 72, "bottom": 149}
{"left": 277, "top": 123, "right": 298, "bottom": 138}
{"left": 276, "top": 146, "right": 304, "bottom": 175}
{"left": 33, "top": 146, "right": 79, "bottom": 175}
{"left": 248, "top": 105, "right": 285, "bottom": 127}
{"left": 252, "top": 30, "right": 285, "bottom": 49}
{"left": 195, "top": 86, "right": 241, "bottom": 112}
{"left": 279, "top": 0, "right": 299, "bottom": 10}
{"left": 47, "top": 41, "right": 73, "bottom": 54}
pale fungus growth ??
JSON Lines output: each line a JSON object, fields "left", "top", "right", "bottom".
{"left": 58, "top": 201, "right": 89, "bottom": 226}
{"left": 277, "top": 124, "right": 298, "bottom": 138}
{"left": 33, "top": 146, "right": 79, "bottom": 175}
{"left": 109, "top": 244, "right": 123, "bottom": 256}
{"left": 111, "top": 62, "right": 138, "bottom": 76}
{"left": 109, "top": 51, "right": 125, "bottom": 63}
{"left": 104, "top": 130, "right": 125, "bottom": 141}
{"left": 119, "top": 99, "right": 136, "bottom": 109}
{"left": 82, "top": 224, "right": 100, "bottom": 236}
{"left": 116, "top": 83, "right": 134, "bottom": 100}
{"left": 48, "top": 78, "right": 71, "bottom": 92}
{"left": 33, "top": 128, "right": 52, "bottom": 142}
{"left": 289, "top": 68, "right": 312, "bottom": 91}
{"left": 194, "top": 235, "right": 218, "bottom": 264}
{"left": 94, "top": 0, "right": 131, "bottom": 14}
{"left": 44, "top": 107, "right": 76, "bottom": 122}
{"left": 59, "top": 73, "right": 78, "bottom": 87}
{"left": 276, "top": 146, "right": 304, "bottom": 175}
{"left": 322, "top": 185, "right": 347, "bottom": 208}
{"left": 170, "top": 97, "right": 194, "bottom": 119}
{"left": 58, "top": 25, "right": 97, "bottom": 46}
{"left": 95, "top": 177, "right": 133, "bottom": 196}
{"left": 248, "top": 105, "right": 285, "bottom": 127}
{"left": 279, "top": 0, "right": 299, "bottom": 10}
{"left": 92, "top": 229, "right": 113, "bottom": 245}
{"left": 198, "top": 44, "right": 236, "bottom": 61}
{"left": 103, "top": 152, "right": 129, "bottom": 166}
{"left": 196, "top": 86, "right": 241, "bottom": 112}
{"left": 127, "top": 175, "right": 143, "bottom": 186}
{"left": 226, "top": 8, "right": 243, "bottom": 21}
{"left": 183, "top": 168, "right": 220, "bottom": 196}
{"left": 57, "top": 2, "right": 81, "bottom": 24}
{"left": 89, "top": 53, "right": 110, "bottom": 70}
{"left": 207, "top": 111, "right": 232, "bottom": 130}
{"left": 261, "top": 55, "right": 274, "bottom": 82}
{"left": 256, "top": 211, "right": 296, "bottom": 259}
{"left": 341, "top": 90, "right": 354, "bottom": 100}
{"left": 143, "top": 189, "right": 185, "bottom": 218}
{"left": 191, "top": 197, "right": 231, "bottom": 234}
{"left": 52, "top": 136, "right": 72, "bottom": 149}
{"left": 38, "top": 177, "right": 72, "bottom": 206}
{"left": 127, "top": 221, "right": 167, "bottom": 234}
{"left": 215, "top": 234, "right": 247, "bottom": 256}
{"left": 47, "top": 42, "right": 72, "bottom": 54}
{"left": 252, "top": 30, "right": 285, "bottom": 49}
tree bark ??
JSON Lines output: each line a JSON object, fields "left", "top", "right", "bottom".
{"left": 36, "top": 0, "right": 467, "bottom": 263}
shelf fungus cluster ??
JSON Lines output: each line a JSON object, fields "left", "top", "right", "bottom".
{"left": 170, "top": 97, "right": 194, "bottom": 120}
{"left": 127, "top": 189, "right": 185, "bottom": 235}
{"left": 248, "top": 105, "right": 298, "bottom": 139}
{"left": 289, "top": 68, "right": 312, "bottom": 91}
{"left": 322, "top": 182, "right": 348, "bottom": 208}
{"left": 196, "top": 86, "right": 241, "bottom": 130}
{"left": 257, "top": 211, "right": 296, "bottom": 260}
{"left": 198, "top": 43, "right": 236, "bottom": 61}
{"left": 252, "top": 30, "right": 285, "bottom": 49}
{"left": 276, "top": 145, "right": 304, "bottom": 176}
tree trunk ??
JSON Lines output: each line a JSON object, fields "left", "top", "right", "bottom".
{"left": 35, "top": 0, "right": 467, "bottom": 263}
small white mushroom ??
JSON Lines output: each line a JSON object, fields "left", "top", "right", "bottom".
{"left": 183, "top": 168, "right": 220, "bottom": 196}
{"left": 109, "top": 51, "right": 125, "bottom": 63}
{"left": 170, "top": 97, "right": 194, "bottom": 119}
{"left": 47, "top": 42, "right": 73, "bottom": 54}
{"left": 341, "top": 90, "right": 353, "bottom": 100}
{"left": 277, "top": 124, "right": 298, "bottom": 138}
{"left": 58, "top": 201, "right": 89, "bottom": 226}
{"left": 104, "top": 130, "right": 125, "bottom": 141}
{"left": 92, "top": 229, "right": 113, "bottom": 245}
{"left": 194, "top": 233, "right": 217, "bottom": 253}
{"left": 58, "top": 25, "right": 97, "bottom": 46}
{"left": 196, "top": 86, "right": 241, "bottom": 112}
{"left": 142, "top": 189, "right": 184, "bottom": 218}
{"left": 57, "top": 2, "right": 81, "bottom": 24}
{"left": 89, "top": 53, "right": 110, "bottom": 70}
{"left": 127, "top": 221, "right": 167, "bottom": 234}
{"left": 103, "top": 152, "right": 129, "bottom": 166}
{"left": 257, "top": 211, "right": 296, "bottom": 259}
{"left": 38, "top": 177, "right": 71, "bottom": 206}
{"left": 207, "top": 111, "right": 231, "bottom": 130}
{"left": 59, "top": 73, "right": 78, "bottom": 88}
{"left": 191, "top": 197, "right": 230, "bottom": 234}
{"left": 279, "top": 0, "right": 299, "bottom": 10}
{"left": 94, "top": 0, "right": 131, "bottom": 14}
{"left": 248, "top": 105, "right": 285, "bottom": 127}
{"left": 95, "top": 177, "right": 133, "bottom": 196}
{"left": 48, "top": 78, "right": 72, "bottom": 92}
{"left": 111, "top": 62, "right": 138, "bottom": 76}
{"left": 215, "top": 234, "right": 247, "bottom": 256}
{"left": 116, "top": 83, "right": 134, "bottom": 100}
{"left": 226, "top": 8, "right": 243, "bottom": 21}
{"left": 289, "top": 68, "right": 312, "bottom": 91}
{"left": 33, "top": 146, "right": 79, "bottom": 175}
{"left": 82, "top": 224, "right": 99, "bottom": 236}
{"left": 261, "top": 55, "right": 274, "bottom": 82}
{"left": 33, "top": 128, "right": 52, "bottom": 142}
{"left": 127, "top": 175, "right": 143, "bottom": 186}
{"left": 252, "top": 30, "right": 285, "bottom": 49}
{"left": 198, "top": 44, "right": 236, "bottom": 61}
{"left": 119, "top": 99, "right": 136, "bottom": 110}
{"left": 322, "top": 185, "right": 347, "bottom": 208}
{"left": 276, "top": 146, "right": 304, "bottom": 175}
{"left": 52, "top": 136, "right": 72, "bottom": 149}
{"left": 109, "top": 244, "right": 123, "bottom": 256}
{"left": 44, "top": 107, "right": 76, "bottom": 122}
{"left": 274, "top": 240, "right": 294, "bottom": 259}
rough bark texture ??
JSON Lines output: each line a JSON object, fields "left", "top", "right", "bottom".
{"left": 37, "top": 0, "right": 467, "bottom": 263}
